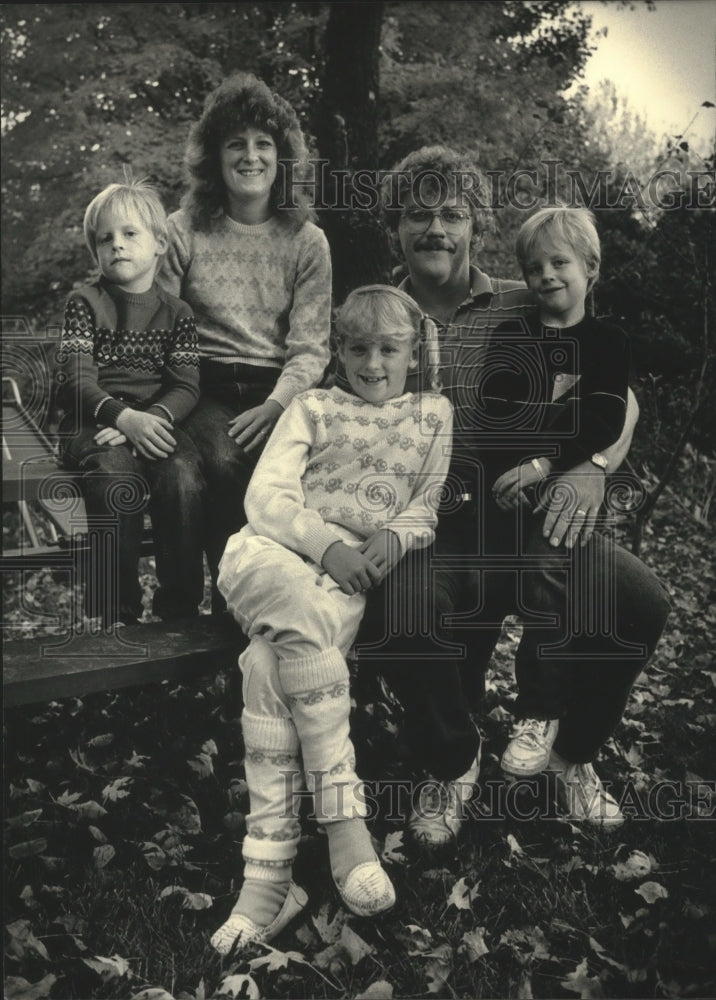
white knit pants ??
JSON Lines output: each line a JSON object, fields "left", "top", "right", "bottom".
{"left": 235, "top": 661, "right": 304, "bottom": 904}
{"left": 219, "top": 527, "right": 368, "bottom": 867}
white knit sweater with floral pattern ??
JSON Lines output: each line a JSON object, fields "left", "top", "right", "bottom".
{"left": 244, "top": 387, "right": 454, "bottom": 565}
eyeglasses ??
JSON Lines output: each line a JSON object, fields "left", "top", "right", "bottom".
{"left": 400, "top": 208, "right": 471, "bottom": 232}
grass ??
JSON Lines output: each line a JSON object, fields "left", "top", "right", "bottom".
{"left": 4, "top": 490, "right": 716, "bottom": 999}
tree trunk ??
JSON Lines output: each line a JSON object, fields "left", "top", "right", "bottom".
{"left": 315, "top": 1, "right": 391, "bottom": 301}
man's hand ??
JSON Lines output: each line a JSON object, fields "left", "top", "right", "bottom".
{"left": 228, "top": 399, "right": 284, "bottom": 453}
{"left": 492, "top": 460, "right": 548, "bottom": 512}
{"left": 94, "top": 426, "right": 127, "bottom": 447}
{"left": 321, "top": 541, "right": 383, "bottom": 596}
{"left": 115, "top": 410, "right": 176, "bottom": 460}
{"left": 537, "top": 462, "right": 606, "bottom": 548}
{"left": 360, "top": 529, "right": 402, "bottom": 580}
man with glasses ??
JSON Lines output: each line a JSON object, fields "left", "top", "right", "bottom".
{"left": 352, "top": 145, "right": 670, "bottom": 846}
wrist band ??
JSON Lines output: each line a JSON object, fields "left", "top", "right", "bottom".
{"left": 531, "top": 458, "right": 547, "bottom": 480}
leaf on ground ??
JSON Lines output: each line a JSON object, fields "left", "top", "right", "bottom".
{"left": 5, "top": 920, "right": 51, "bottom": 961}
{"left": 157, "top": 885, "right": 212, "bottom": 909}
{"left": 93, "top": 844, "right": 116, "bottom": 869}
{"left": 341, "top": 925, "right": 374, "bottom": 965}
{"left": 499, "top": 926, "right": 551, "bottom": 962}
{"left": 83, "top": 954, "right": 131, "bottom": 980}
{"left": 424, "top": 944, "right": 452, "bottom": 995}
{"left": 248, "top": 944, "right": 304, "bottom": 973}
{"left": 506, "top": 833, "right": 525, "bottom": 856}
{"left": 216, "top": 974, "right": 260, "bottom": 999}
{"left": 447, "top": 875, "right": 480, "bottom": 911}
{"left": 88, "top": 825, "right": 108, "bottom": 844}
{"left": 355, "top": 980, "right": 394, "bottom": 999}
{"left": 516, "top": 971, "right": 534, "bottom": 998}
{"left": 8, "top": 839, "right": 48, "bottom": 860}
{"left": 19, "top": 885, "right": 35, "bottom": 907}
{"left": 125, "top": 751, "right": 150, "bottom": 770}
{"left": 188, "top": 752, "right": 214, "bottom": 778}
{"left": 228, "top": 778, "right": 249, "bottom": 805}
{"left": 314, "top": 925, "right": 373, "bottom": 969}
{"left": 6, "top": 809, "right": 43, "bottom": 830}
{"left": 56, "top": 789, "right": 83, "bottom": 806}
{"left": 381, "top": 830, "right": 406, "bottom": 864}
{"left": 53, "top": 914, "right": 88, "bottom": 936}
{"left": 560, "top": 959, "right": 604, "bottom": 998}
{"left": 4, "top": 975, "right": 57, "bottom": 1000}
{"left": 612, "top": 851, "right": 651, "bottom": 881}
{"left": 460, "top": 927, "right": 489, "bottom": 962}
{"left": 88, "top": 733, "right": 114, "bottom": 748}
{"left": 201, "top": 739, "right": 218, "bottom": 756}
{"left": 102, "top": 777, "right": 133, "bottom": 803}
{"left": 294, "top": 923, "right": 317, "bottom": 948}
{"left": 312, "top": 902, "right": 345, "bottom": 943}
{"left": 589, "top": 937, "right": 626, "bottom": 971}
{"left": 142, "top": 842, "right": 167, "bottom": 870}
{"left": 69, "top": 748, "right": 94, "bottom": 772}
{"left": 403, "top": 923, "right": 435, "bottom": 954}
{"left": 635, "top": 881, "right": 669, "bottom": 904}
{"left": 68, "top": 800, "right": 109, "bottom": 822}
{"left": 168, "top": 795, "right": 202, "bottom": 835}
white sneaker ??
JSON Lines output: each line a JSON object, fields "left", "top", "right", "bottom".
{"left": 501, "top": 718, "right": 559, "bottom": 777}
{"left": 550, "top": 754, "right": 624, "bottom": 828}
{"left": 408, "top": 747, "right": 481, "bottom": 848}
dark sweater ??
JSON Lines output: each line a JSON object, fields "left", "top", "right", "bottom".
{"left": 58, "top": 277, "right": 200, "bottom": 427}
{"left": 479, "top": 313, "right": 630, "bottom": 481}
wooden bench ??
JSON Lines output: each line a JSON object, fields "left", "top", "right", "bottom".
{"left": 3, "top": 613, "right": 246, "bottom": 708}
{"left": 3, "top": 379, "right": 250, "bottom": 710}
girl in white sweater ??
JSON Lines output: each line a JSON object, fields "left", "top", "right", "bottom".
{"left": 211, "top": 285, "right": 453, "bottom": 954}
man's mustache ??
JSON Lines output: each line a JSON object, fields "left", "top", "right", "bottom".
{"left": 415, "top": 238, "right": 455, "bottom": 253}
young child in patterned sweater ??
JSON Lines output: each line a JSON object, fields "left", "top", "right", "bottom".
{"left": 210, "top": 285, "right": 454, "bottom": 954}
{"left": 57, "top": 180, "right": 201, "bottom": 625}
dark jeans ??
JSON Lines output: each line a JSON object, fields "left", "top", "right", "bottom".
{"left": 60, "top": 423, "right": 205, "bottom": 624}
{"left": 355, "top": 499, "right": 671, "bottom": 778}
{"left": 182, "top": 361, "right": 279, "bottom": 611}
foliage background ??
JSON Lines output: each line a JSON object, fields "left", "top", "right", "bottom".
{"left": 2, "top": 3, "right": 715, "bottom": 998}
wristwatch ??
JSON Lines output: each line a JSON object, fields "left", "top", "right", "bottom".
{"left": 591, "top": 452, "right": 608, "bottom": 471}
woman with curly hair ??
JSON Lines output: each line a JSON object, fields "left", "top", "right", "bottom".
{"left": 159, "top": 72, "right": 332, "bottom": 604}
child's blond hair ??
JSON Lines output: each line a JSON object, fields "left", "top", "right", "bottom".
{"left": 516, "top": 206, "right": 601, "bottom": 291}
{"left": 83, "top": 178, "right": 168, "bottom": 264}
{"left": 334, "top": 285, "right": 423, "bottom": 346}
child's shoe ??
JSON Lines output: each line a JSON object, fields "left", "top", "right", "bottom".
{"left": 334, "top": 858, "right": 396, "bottom": 917}
{"left": 549, "top": 751, "right": 624, "bottom": 828}
{"left": 210, "top": 881, "right": 308, "bottom": 955}
{"left": 501, "top": 718, "right": 559, "bottom": 777}
{"left": 326, "top": 817, "right": 395, "bottom": 916}
{"left": 408, "top": 730, "right": 482, "bottom": 848}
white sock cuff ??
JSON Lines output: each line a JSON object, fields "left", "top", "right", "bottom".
{"left": 241, "top": 710, "right": 300, "bottom": 754}
{"left": 279, "top": 646, "right": 347, "bottom": 695}
{"left": 242, "top": 834, "right": 299, "bottom": 866}
{"left": 243, "top": 860, "right": 293, "bottom": 883}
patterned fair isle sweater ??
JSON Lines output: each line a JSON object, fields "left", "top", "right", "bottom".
{"left": 158, "top": 210, "right": 332, "bottom": 410}
{"left": 244, "top": 387, "right": 454, "bottom": 566}
{"left": 58, "top": 277, "right": 199, "bottom": 428}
